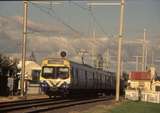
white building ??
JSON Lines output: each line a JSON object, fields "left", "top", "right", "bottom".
{"left": 17, "top": 61, "right": 41, "bottom": 81}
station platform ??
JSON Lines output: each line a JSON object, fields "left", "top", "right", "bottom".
{"left": 0, "top": 94, "right": 48, "bottom": 103}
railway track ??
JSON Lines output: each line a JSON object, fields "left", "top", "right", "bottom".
{"left": 0, "top": 96, "right": 113, "bottom": 113}
{"left": 0, "top": 97, "right": 53, "bottom": 107}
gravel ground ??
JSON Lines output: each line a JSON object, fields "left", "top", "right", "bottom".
{"left": 46, "top": 99, "right": 119, "bottom": 113}
{"left": 0, "top": 95, "right": 123, "bottom": 113}
{"left": 0, "top": 94, "right": 48, "bottom": 103}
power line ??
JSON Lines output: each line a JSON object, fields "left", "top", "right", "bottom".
{"left": 70, "top": 1, "right": 109, "bottom": 37}
{"left": 29, "top": 1, "right": 85, "bottom": 37}
{"left": 30, "top": 1, "right": 109, "bottom": 37}
{"left": 48, "top": 3, "right": 86, "bottom": 37}
{"left": 89, "top": 9, "right": 108, "bottom": 37}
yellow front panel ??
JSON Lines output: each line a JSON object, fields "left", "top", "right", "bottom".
{"left": 40, "top": 58, "right": 71, "bottom": 88}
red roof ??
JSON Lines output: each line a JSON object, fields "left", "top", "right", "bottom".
{"left": 129, "top": 72, "right": 151, "bottom": 80}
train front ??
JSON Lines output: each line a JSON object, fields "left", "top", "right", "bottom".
{"left": 40, "top": 58, "right": 71, "bottom": 98}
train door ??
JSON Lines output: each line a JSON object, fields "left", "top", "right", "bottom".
{"left": 75, "top": 68, "right": 79, "bottom": 88}
{"left": 85, "top": 70, "right": 87, "bottom": 89}
{"left": 93, "top": 72, "right": 95, "bottom": 89}
{"left": 70, "top": 66, "right": 74, "bottom": 87}
{"left": 102, "top": 74, "right": 105, "bottom": 89}
{"left": 95, "top": 72, "right": 98, "bottom": 89}
{"left": 78, "top": 68, "right": 86, "bottom": 89}
{"left": 97, "top": 73, "right": 101, "bottom": 89}
{"left": 106, "top": 75, "right": 110, "bottom": 89}
{"left": 105, "top": 75, "right": 107, "bottom": 89}
{"left": 100, "top": 74, "right": 102, "bottom": 89}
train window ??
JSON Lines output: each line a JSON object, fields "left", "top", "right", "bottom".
{"left": 42, "top": 67, "right": 56, "bottom": 79}
{"left": 155, "top": 86, "right": 160, "bottom": 91}
{"left": 42, "top": 66, "right": 69, "bottom": 79}
{"left": 43, "top": 67, "right": 53, "bottom": 73}
{"left": 58, "top": 67, "right": 69, "bottom": 79}
{"left": 32, "top": 69, "right": 41, "bottom": 82}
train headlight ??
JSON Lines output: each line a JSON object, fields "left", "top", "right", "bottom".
{"left": 61, "top": 82, "right": 69, "bottom": 89}
{"left": 40, "top": 81, "right": 49, "bottom": 88}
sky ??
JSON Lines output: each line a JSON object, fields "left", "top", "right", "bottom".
{"left": 0, "top": 0, "right": 160, "bottom": 71}
{"left": 0, "top": 0, "right": 160, "bottom": 38}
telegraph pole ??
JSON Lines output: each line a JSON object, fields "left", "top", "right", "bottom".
{"left": 21, "top": 0, "right": 28, "bottom": 97}
{"left": 151, "top": 50, "right": 154, "bottom": 65}
{"left": 89, "top": 5, "right": 97, "bottom": 67}
{"left": 142, "top": 29, "right": 146, "bottom": 71}
{"left": 133, "top": 56, "right": 140, "bottom": 71}
{"left": 104, "top": 49, "right": 110, "bottom": 69}
{"left": 145, "top": 46, "right": 148, "bottom": 69}
{"left": 135, "top": 56, "right": 139, "bottom": 71}
{"left": 79, "top": 49, "right": 88, "bottom": 64}
{"left": 116, "top": 0, "right": 125, "bottom": 102}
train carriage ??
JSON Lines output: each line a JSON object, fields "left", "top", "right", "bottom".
{"left": 40, "top": 58, "right": 120, "bottom": 98}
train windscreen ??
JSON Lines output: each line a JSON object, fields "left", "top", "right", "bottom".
{"left": 42, "top": 67, "right": 69, "bottom": 79}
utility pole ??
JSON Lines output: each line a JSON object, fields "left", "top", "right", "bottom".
{"left": 135, "top": 56, "right": 139, "bottom": 71}
{"left": 79, "top": 49, "right": 88, "bottom": 64}
{"left": 116, "top": 0, "right": 125, "bottom": 102}
{"left": 89, "top": 5, "right": 97, "bottom": 67}
{"left": 121, "top": 55, "right": 124, "bottom": 77}
{"left": 21, "top": 0, "right": 28, "bottom": 97}
{"left": 151, "top": 50, "right": 154, "bottom": 65}
{"left": 145, "top": 46, "right": 148, "bottom": 69}
{"left": 103, "top": 49, "right": 110, "bottom": 70}
{"left": 142, "top": 29, "right": 146, "bottom": 71}
{"left": 133, "top": 56, "right": 140, "bottom": 71}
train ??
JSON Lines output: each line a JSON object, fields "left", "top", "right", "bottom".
{"left": 40, "top": 57, "right": 125, "bottom": 98}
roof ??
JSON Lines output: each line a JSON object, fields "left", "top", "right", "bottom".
{"left": 129, "top": 71, "right": 151, "bottom": 80}
{"left": 17, "top": 60, "right": 41, "bottom": 69}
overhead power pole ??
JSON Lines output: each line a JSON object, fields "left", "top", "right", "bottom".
{"left": 89, "top": 5, "right": 97, "bottom": 67}
{"left": 142, "top": 29, "right": 146, "bottom": 71}
{"left": 135, "top": 56, "right": 139, "bottom": 71}
{"left": 151, "top": 50, "right": 154, "bottom": 65}
{"left": 145, "top": 46, "right": 148, "bottom": 69}
{"left": 116, "top": 0, "right": 125, "bottom": 102}
{"left": 21, "top": 0, "right": 28, "bottom": 97}
{"left": 103, "top": 49, "right": 110, "bottom": 69}
{"left": 133, "top": 56, "right": 141, "bottom": 71}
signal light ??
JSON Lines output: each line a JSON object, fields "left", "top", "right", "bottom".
{"left": 60, "top": 51, "right": 67, "bottom": 58}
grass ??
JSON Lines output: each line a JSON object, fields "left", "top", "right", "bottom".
{"left": 110, "top": 101, "right": 160, "bottom": 113}
{"left": 82, "top": 101, "right": 160, "bottom": 113}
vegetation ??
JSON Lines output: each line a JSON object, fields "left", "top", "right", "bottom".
{"left": 0, "top": 54, "right": 19, "bottom": 76}
{"left": 0, "top": 54, "right": 19, "bottom": 96}
{"left": 82, "top": 101, "right": 160, "bottom": 113}
{"left": 110, "top": 101, "right": 160, "bottom": 113}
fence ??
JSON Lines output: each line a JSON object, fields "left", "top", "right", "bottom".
{"left": 125, "top": 89, "right": 160, "bottom": 103}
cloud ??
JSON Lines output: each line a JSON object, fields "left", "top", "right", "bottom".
{"left": 0, "top": 16, "right": 110, "bottom": 63}
{"left": 0, "top": 16, "right": 159, "bottom": 72}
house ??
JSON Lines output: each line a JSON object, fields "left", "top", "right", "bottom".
{"left": 17, "top": 60, "right": 41, "bottom": 81}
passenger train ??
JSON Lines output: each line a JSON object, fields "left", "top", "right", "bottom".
{"left": 40, "top": 57, "right": 124, "bottom": 98}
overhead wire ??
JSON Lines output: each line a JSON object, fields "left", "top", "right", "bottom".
{"left": 70, "top": 1, "right": 109, "bottom": 37}
{"left": 48, "top": 2, "right": 86, "bottom": 37}
{"left": 29, "top": 1, "right": 85, "bottom": 37}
